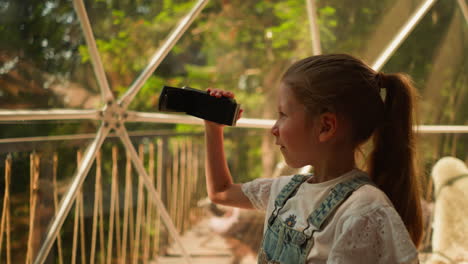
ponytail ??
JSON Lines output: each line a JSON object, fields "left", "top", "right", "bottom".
{"left": 368, "top": 73, "right": 423, "bottom": 247}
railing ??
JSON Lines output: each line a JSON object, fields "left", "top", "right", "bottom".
{"left": 0, "top": 133, "right": 207, "bottom": 264}
{"left": 1, "top": 129, "right": 468, "bottom": 263}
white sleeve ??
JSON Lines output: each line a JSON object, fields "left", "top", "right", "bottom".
{"left": 328, "top": 206, "right": 418, "bottom": 264}
{"left": 241, "top": 178, "right": 274, "bottom": 211}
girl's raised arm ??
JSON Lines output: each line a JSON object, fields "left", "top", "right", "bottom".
{"left": 204, "top": 89, "right": 254, "bottom": 209}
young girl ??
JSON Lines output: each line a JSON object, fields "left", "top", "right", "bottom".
{"left": 204, "top": 54, "right": 423, "bottom": 264}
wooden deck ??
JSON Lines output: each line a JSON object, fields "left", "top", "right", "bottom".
{"left": 154, "top": 219, "right": 257, "bottom": 264}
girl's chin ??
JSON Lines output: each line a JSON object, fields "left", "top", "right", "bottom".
{"left": 283, "top": 158, "right": 308, "bottom": 169}
{"left": 280, "top": 149, "right": 310, "bottom": 168}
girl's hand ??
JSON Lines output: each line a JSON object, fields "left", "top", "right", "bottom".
{"left": 207, "top": 88, "right": 234, "bottom": 99}
{"left": 204, "top": 88, "right": 243, "bottom": 129}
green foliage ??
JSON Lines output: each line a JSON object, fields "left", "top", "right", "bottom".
{"left": 267, "top": 0, "right": 314, "bottom": 57}
{"left": 0, "top": 1, "right": 466, "bottom": 261}
{"left": 1, "top": 0, "right": 466, "bottom": 199}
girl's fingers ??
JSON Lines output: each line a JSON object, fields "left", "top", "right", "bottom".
{"left": 237, "top": 109, "right": 243, "bottom": 120}
{"left": 206, "top": 88, "right": 235, "bottom": 98}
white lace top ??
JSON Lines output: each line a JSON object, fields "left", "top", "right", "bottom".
{"left": 241, "top": 169, "right": 418, "bottom": 264}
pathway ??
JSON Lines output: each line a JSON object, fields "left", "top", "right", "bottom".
{"left": 154, "top": 218, "right": 257, "bottom": 264}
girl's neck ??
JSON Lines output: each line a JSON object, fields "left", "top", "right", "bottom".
{"left": 308, "top": 150, "right": 357, "bottom": 184}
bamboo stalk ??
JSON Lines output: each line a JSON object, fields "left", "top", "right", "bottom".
{"left": 165, "top": 142, "right": 172, "bottom": 227}
{"left": 122, "top": 151, "right": 133, "bottom": 263}
{"left": 185, "top": 139, "right": 192, "bottom": 231}
{"left": 128, "top": 153, "right": 134, "bottom": 257}
{"left": 0, "top": 155, "right": 12, "bottom": 264}
{"left": 133, "top": 144, "right": 145, "bottom": 263}
{"left": 52, "top": 153, "right": 64, "bottom": 264}
{"left": 185, "top": 140, "right": 193, "bottom": 231}
{"left": 115, "top": 153, "right": 122, "bottom": 263}
{"left": 191, "top": 143, "right": 197, "bottom": 221}
{"left": 26, "top": 153, "right": 40, "bottom": 264}
{"left": 171, "top": 140, "right": 179, "bottom": 229}
{"left": 71, "top": 151, "right": 82, "bottom": 264}
{"left": 165, "top": 138, "right": 172, "bottom": 233}
{"left": 71, "top": 150, "right": 84, "bottom": 264}
{"left": 0, "top": 157, "right": 5, "bottom": 261}
{"left": 142, "top": 143, "right": 155, "bottom": 264}
{"left": 26, "top": 154, "right": 32, "bottom": 264}
{"left": 192, "top": 143, "right": 199, "bottom": 220}
{"left": 119, "top": 155, "right": 130, "bottom": 264}
{"left": 78, "top": 149, "right": 87, "bottom": 264}
{"left": 76, "top": 150, "right": 86, "bottom": 264}
{"left": 98, "top": 152, "right": 105, "bottom": 264}
{"left": 174, "top": 140, "right": 180, "bottom": 231}
{"left": 195, "top": 142, "right": 203, "bottom": 220}
{"left": 90, "top": 151, "right": 102, "bottom": 264}
{"left": 179, "top": 140, "right": 187, "bottom": 233}
{"left": 152, "top": 139, "right": 163, "bottom": 258}
{"left": 107, "top": 146, "right": 118, "bottom": 264}
{"left": 79, "top": 186, "right": 86, "bottom": 264}
{"left": 5, "top": 156, "right": 11, "bottom": 264}
{"left": 72, "top": 199, "right": 79, "bottom": 264}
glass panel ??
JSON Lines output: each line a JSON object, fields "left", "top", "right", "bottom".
{"left": 84, "top": 0, "right": 198, "bottom": 99}
{"left": 322, "top": 0, "right": 426, "bottom": 61}
{"left": 0, "top": 1, "right": 466, "bottom": 263}
{"left": 383, "top": 0, "right": 467, "bottom": 126}
{"left": 0, "top": 0, "right": 100, "bottom": 109}
{"left": 130, "top": 0, "right": 313, "bottom": 118}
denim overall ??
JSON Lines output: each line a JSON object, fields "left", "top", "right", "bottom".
{"left": 258, "top": 174, "right": 373, "bottom": 264}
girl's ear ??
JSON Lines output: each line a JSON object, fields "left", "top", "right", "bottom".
{"left": 318, "top": 112, "right": 337, "bottom": 142}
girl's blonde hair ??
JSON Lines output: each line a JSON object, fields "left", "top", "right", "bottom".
{"left": 282, "top": 54, "right": 423, "bottom": 246}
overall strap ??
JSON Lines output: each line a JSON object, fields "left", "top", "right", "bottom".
{"left": 268, "top": 174, "right": 310, "bottom": 224}
{"left": 307, "top": 175, "right": 373, "bottom": 231}
{"left": 274, "top": 174, "right": 310, "bottom": 208}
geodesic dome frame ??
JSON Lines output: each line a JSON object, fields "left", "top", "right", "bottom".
{"left": 1, "top": 0, "right": 468, "bottom": 263}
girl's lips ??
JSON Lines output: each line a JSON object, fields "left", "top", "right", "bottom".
{"left": 275, "top": 140, "right": 285, "bottom": 149}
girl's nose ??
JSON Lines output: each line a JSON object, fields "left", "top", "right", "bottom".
{"left": 271, "top": 124, "right": 279, "bottom": 137}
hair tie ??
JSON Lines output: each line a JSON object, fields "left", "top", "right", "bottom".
{"left": 375, "top": 72, "right": 388, "bottom": 102}
{"left": 375, "top": 72, "right": 386, "bottom": 89}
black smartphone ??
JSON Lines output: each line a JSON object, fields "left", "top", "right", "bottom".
{"left": 158, "top": 86, "right": 241, "bottom": 126}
